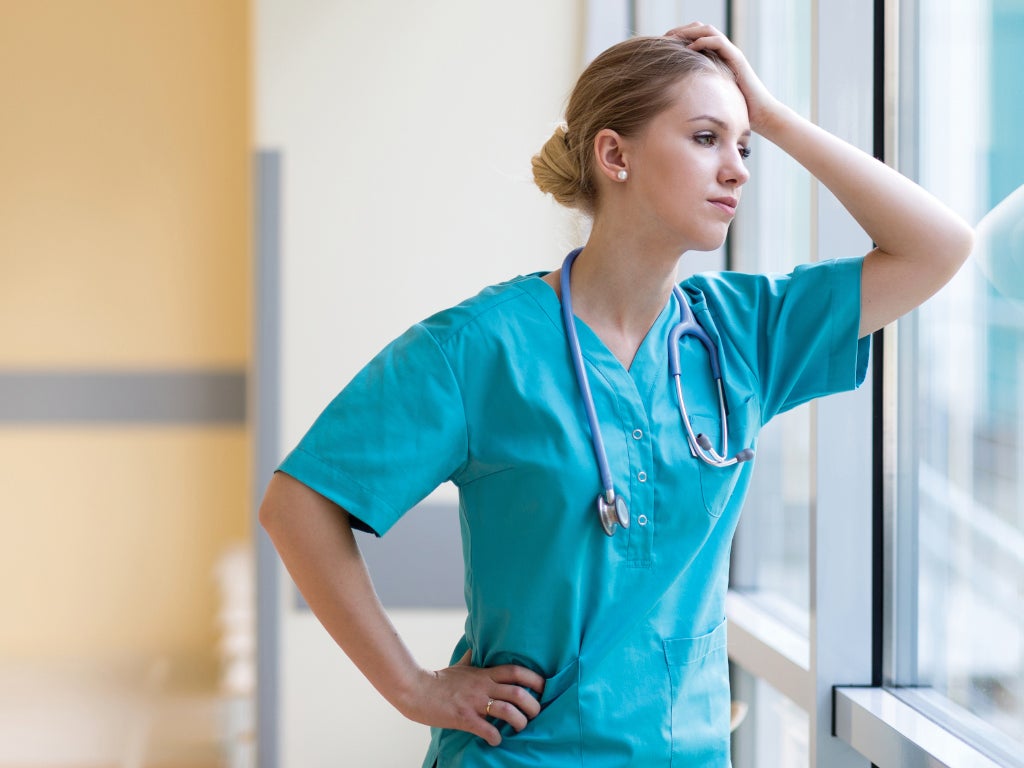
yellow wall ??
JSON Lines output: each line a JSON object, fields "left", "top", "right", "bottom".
{"left": 0, "top": 0, "right": 251, "bottom": 670}
{"left": 0, "top": 429, "right": 249, "bottom": 659}
{"left": 0, "top": 0, "right": 250, "bottom": 367}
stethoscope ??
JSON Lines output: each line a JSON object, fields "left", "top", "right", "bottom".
{"left": 559, "top": 248, "right": 755, "bottom": 536}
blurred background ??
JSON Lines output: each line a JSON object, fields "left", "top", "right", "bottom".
{"left": 0, "top": 0, "right": 583, "bottom": 765}
{"left": 2, "top": 1, "right": 1022, "bottom": 768}
{"left": 1, "top": 1, "right": 251, "bottom": 766}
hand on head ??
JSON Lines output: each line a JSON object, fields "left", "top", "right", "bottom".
{"left": 664, "top": 22, "right": 781, "bottom": 133}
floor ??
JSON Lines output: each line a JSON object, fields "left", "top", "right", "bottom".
{"left": 0, "top": 658, "right": 253, "bottom": 768}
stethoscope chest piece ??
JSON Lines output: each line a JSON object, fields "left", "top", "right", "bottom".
{"left": 597, "top": 493, "right": 629, "bottom": 536}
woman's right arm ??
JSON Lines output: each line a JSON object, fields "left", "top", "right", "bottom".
{"left": 258, "top": 471, "right": 544, "bottom": 746}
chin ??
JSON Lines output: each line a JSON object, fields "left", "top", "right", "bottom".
{"left": 674, "top": 219, "right": 732, "bottom": 252}
{"left": 687, "top": 232, "right": 730, "bottom": 253}
{"left": 668, "top": 220, "right": 732, "bottom": 254}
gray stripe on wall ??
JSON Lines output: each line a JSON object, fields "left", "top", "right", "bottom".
{"left": 293, "top": 499, "right": 465, "bottom": 611}
{"left": 254, "top": 149, "right": 281, "bottom": 768}
{"left": 0, "top": 370, "right": 246, "bottom": 424}
{"left": 351, "top": 500, "right": 465, "bottom": 608}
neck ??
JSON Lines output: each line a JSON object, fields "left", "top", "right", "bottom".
{"left": 547, "top": 223, "right": 685, "bottom": 369}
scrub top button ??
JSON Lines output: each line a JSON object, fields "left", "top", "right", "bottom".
{"left": 637, "top": 514, "right": 648, "bottom": 526}
{"left": 638, "top": 471, "right": 647, "bottom": 482}
{"left": 632, "top": 429, "right": 643, "bottom": 440}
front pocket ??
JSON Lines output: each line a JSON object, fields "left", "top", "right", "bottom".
{"left": 664, "top": 620, "right": 731, "bottom": 767}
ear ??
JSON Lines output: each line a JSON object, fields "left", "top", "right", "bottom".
{"left": 593, "top": 128, "right": 630, "bottom": 183}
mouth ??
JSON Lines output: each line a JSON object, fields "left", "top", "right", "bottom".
{"left": 708, "top": 197, "right": 738, "bottom": 217}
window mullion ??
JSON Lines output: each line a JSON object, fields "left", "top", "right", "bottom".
{"left": 807, "top": 1, "right": 876, "bottom": 766}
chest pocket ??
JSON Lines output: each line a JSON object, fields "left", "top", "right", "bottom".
{"left": 689, "top": 395, "right": 759, "bottom": 518}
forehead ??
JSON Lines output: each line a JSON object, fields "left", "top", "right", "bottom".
{"left": 658, "top": 73, "right": 749, "bottom": 131}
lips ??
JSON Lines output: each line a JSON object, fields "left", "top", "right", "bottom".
{"left": 709, "top": 196, "right": 738, "bottom": 216}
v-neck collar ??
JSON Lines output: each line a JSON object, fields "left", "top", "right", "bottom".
{"left": 518, "top": 272, "right": 677, "bottom": 401}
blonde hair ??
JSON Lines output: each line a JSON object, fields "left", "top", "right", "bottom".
{"left": 532, "top": 36, "right": 735, "bottom": 215}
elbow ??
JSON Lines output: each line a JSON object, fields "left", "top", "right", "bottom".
{"left": 932, "top": 217, "right": 974, "bottom": 284}
{"left": 951, "top": 220, "right": 975, "bottom": 270}
{"left": 258, "top": 496, "right": 277, "bottom": 534}
{"left": 258, "top": 474, "right": 287, "bottom": 533}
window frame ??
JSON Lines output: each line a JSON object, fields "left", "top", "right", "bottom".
{"left": 723, "top": 0, "right": 1024, "bottom": 766}
{"left": 724, "top": 2, "right": 875, "bottom": 765}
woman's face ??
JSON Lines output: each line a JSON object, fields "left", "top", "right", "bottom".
{"left": 620, "top": 73, "right": 751, "bottom": 253}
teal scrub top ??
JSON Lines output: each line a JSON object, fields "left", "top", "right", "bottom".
{"left": 279, "top": 255, "right": 871, "bottom": 767}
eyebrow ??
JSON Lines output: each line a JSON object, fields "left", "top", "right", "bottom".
{"left": 687, "top": 115, "right": 752, "bottom": 138}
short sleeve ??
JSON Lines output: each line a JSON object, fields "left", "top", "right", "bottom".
{"left": 277, "top": 323, "right": 469, "bottom": 536}
{"left": 690, "top": 257, "right": 871, "bottom": 424}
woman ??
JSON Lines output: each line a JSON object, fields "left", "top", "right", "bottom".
{"left": 259, "top": 24, "right": 972, "bottom": 766}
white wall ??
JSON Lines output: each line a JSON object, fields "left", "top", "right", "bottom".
{"left": 255, "top": 1, "right": 583, "bottom": 764}
{"left": 281, "top": 609, "right": 466, "bottom": 766}
{"left": 257, "top": 0, "right": 585, "bottom": 439}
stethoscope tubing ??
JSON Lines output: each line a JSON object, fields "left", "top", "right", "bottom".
{"left": 558, "top": 248, "right": 753, "bottom": 535}
{"left": 666, "top": 296, "right": 738, "bottom": 467}
{"left": 560, "top": 249, "right": 617, "bottom": 505}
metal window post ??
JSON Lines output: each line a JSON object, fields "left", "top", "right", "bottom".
{"left": 807, "top": 2, "right": 876, "bottom": 766}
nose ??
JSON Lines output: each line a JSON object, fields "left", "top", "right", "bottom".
{"left": 719, "top": 148, "right": 750, "bottom": 188}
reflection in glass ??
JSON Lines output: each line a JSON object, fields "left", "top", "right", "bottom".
{"left": 975, "top": 184, "right": 1024, "bottom": 306}
{"left": 913, "top": 185, "right": 1024, "bottom": 745}
{"left": 730, "top": 665, "right": 808, "bottom": 768}
{"left": 904, "top": 0, "right": 1024, "bottom": 747}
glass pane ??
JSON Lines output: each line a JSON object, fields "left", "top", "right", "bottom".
{"left": 899, "top": 0, "right": 1024, "bottom": 748}
{"left": 730, "top": 0, "right": 813, "bottom": 616}
{"left": 730, "top": 665, "right": 809, "bottom": 768}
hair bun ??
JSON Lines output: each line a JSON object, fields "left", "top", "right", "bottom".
{"left": 531, "top": 123, "right": 583, "bottom": 208}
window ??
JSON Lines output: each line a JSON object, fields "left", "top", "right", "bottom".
{"left": 725, "top": 0, "right": 1024, "bottom": 765}
{"left": 731, "top": 666, "right": 809, "bottom": 768}
{"left": 726, "top": 3, "right": 847, "bottom": 766}
{"left": 729, "top": 0, "right": 814, "bottom": 618}
{"left": 889, "top": 0, "right": 1024, "bottom": 756}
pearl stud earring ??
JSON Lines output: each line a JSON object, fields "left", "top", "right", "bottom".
{"left": 617, "top": 170, "right": 628, "bottom": 181}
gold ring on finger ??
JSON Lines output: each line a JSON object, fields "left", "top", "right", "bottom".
{"left": 485, "top": 698, "right": 495, "bottom": 716}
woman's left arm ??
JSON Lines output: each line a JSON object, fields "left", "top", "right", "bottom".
{"left": 752, "top": 104, "right": 973, "bottom": 337}
{"left": 676, "top": 23, "right": 975, "bottom": 337}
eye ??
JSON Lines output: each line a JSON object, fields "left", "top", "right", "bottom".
{"left": 739, "top": 145, "right": 752, "bottom": 159}
{"left": 694, "top": 131, "right": 717, "bottom": 147}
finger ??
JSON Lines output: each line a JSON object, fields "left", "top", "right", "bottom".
{"left": 686, "top": 31, "right": 741, "bottom": 60}
{"left": 686, "top": 34, "right": 744, "bottom": 69}
{"left": 472, "top": 718, "right": 503, "bottom": 747}
{"left": 455, "top": 648, "right": 473, "bottom": 666}
{"left": 665, "top": 21, "right": 704, "bottom": 33}
{"left": 686, "top": 33, "right": 728, "bottom": 51}
{"left": 450, "top": 694, "right": 502, "bottom": 746}
{"left": 494, "top": 682, "right": 542, "bottom": 719}
{"left": 683, "top": 23, "right": 723, "bottom": 37}
{"left": 686, "top": 35, "right": 718, "bottom": 53}
{"left": 664, "top": 22, "right": 703, "bottom": 41}
{"left": 488, "top": 664, "right": 546, "bottom": 696}
{"left": 667, "top": 23, "right": 722, "bottom": 39}
{"left": 485, "top": 697, "right": 529, "bottom": 732}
